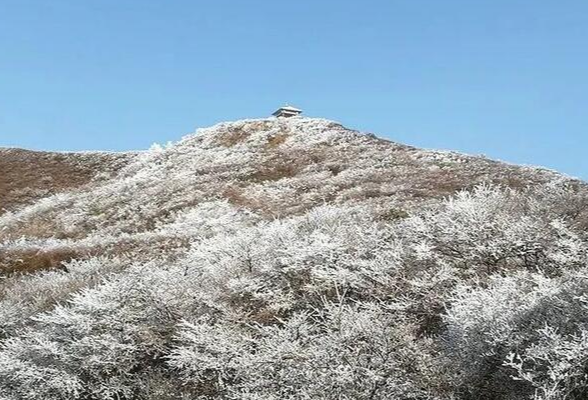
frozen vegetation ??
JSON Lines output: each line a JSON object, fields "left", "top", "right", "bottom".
{"left": 0, "top": 117, "right": 587, "bottom": 399}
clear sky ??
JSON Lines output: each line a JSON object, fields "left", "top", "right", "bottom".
{"left": 1, "top": 1, "right": 587, "bottom": 179}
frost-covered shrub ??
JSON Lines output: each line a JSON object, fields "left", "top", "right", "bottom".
{"left": 384, "top": 185, "right": 586, "bottom": 340}
{"left": 0, "top": 257, "right": 126, "bottom": 336}
{"left": 0, "top": 264, "right": 201, "bottom": 399}
{"left": 184, "top": 205, "right": 402, "bottom": 316}
{"left": 400, "top": 185, "right": 586, "bottom": 276}
{"left": 506, "top": 325, "right": 588, "bottom": 400}
{"left": 169, "top": 302, "right": 437, "bottom": 400}
{"left": 443, "top": 269, "right": 588, "bottom": 399}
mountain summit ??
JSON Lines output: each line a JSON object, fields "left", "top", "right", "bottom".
{"left": 0, "top": 118, "right": 587, "bottom": 399}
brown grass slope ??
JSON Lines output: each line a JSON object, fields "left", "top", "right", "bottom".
{"left": 0, "top": 148, "right": 135, "bottom": 214}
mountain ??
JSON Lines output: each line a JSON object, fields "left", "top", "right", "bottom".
{"left": 0, "top": 117, "right": 587, "bottom": 400}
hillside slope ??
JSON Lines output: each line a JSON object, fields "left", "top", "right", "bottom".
{"left": 0, "top": 148, "right": 134, "bottom": 214}
{"left": 0, "top": 117, "right": 587, "bottom": 400}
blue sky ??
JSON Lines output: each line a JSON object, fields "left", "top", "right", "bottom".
{"left": 1, "top": 1, "right": 587, "bottom": 179}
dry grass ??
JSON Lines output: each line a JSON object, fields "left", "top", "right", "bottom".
{"left": 247, "top": 163, "right": 300, "bottom": 182}
{"left": 222, "top": 186, "right": 268, "bottom": 213}
{"left": 215, "top": 126, "right": 255, "bottom": 147}
{"left": 0, "top": 247, "right": 81, "bottom": 276}
{"left": 265, "top": 133, "right": 290, "bottom": 149}
{"left": 0, "top": 148, "right": 132, "bottom": 214}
